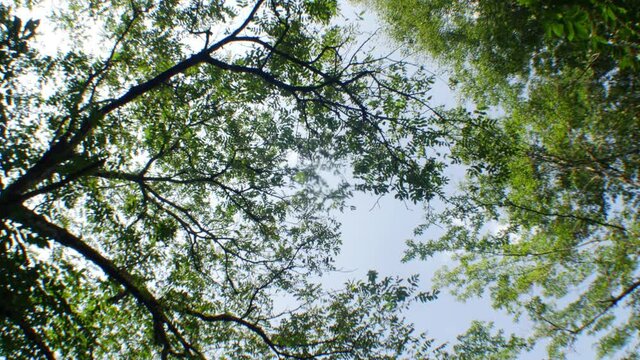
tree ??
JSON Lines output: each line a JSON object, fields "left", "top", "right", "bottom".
{"left": 0, "top": 0, "right": 446, "bottom": 358}
{"left": 362, "top": 0, "right": 640, "bottom": 357}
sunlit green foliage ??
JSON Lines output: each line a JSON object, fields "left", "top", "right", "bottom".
{"left": 363, "top": 0, "right": 640, "bottom": 358}
{"left": 362, "top": 0, "right": 639, "bottom": 102}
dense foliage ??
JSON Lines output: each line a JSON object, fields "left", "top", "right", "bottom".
{"left": 0, "top": 0, "right": 450, "bottom": 358}
{"left": 362, "top": 0, "right": 639, "bottom": 102}
{"left": 363, "top": 0, "right": 640, "bottom": 358}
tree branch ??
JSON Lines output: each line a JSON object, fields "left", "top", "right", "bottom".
{"left": 0, "top": 1, "right": 267, "bottom": 209}
{"left": 5, "top": 205, "right": 201, "bottom": 358}
{"left": 2, "top": 305, "right": 56, "bottom": 360}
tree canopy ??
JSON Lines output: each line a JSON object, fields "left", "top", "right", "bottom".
{"left": 361, "top": 0, "right": 639, "bottom": 103}
{"left": 363, "top": 0, "right": 640, "bottom": 358}
{"left": 5, "top": 0, "right": 639, "bottom": 357}
{"left": 0, "top": 0, "right": 450, "bottom": 358}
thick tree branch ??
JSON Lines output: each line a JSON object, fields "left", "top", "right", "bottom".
{"left": 5, "top": 205, "right": 201, "bottom": 358}
{"left": 4, "top": 310, "right": 56, "bottom": 360}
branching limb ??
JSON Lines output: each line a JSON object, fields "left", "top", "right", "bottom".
{"left": 1, "top": 304, "right": 56, "bottom": 360}
{"left": 5, "top": 205, "right": 202, "bottom": 358}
